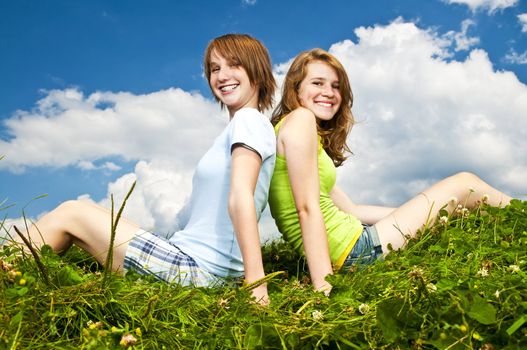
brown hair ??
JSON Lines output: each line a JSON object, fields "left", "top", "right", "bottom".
{"left": 271, "top": 48, "right": 355, "bottom": 167}
{"left": 204, "top": 34, "right": 276, "bottom": 112}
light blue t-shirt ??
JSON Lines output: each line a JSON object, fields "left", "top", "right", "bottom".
{"left": 169, "top": 108, "right": 276, "bottom": 277}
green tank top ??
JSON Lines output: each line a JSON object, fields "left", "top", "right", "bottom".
{"left": 268, "top": 118, "right": 363, "bottom": 269}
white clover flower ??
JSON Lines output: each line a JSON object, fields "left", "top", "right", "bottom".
{"left": 476, "top": 267, "right": 489, "bottom": 277}
{"left": 439, "top": 216, "right": 448, "bottom": 225}
{"left": 358, "top": 303, "right": 370, "bottom": 315}
{"left": 494, "top": 290, "right": 500, "bottom": 299}
{"left": 461, "top": 208, "right": 470, "bottom": 217}
{"left": 426, "top": 283, "right": 437, "bottom": 293}
{"left": 312, "top": 310, "right": 324, "bottom": 321}
{"left": 482, "top": 194, "right": 490, "bottom": 203}
{"left": 119, "top": 333, "right": 137, "bottom": 347}
{"left": 0, "top": 260, "right": 13, "bottom": 271}
{"left": 408, "top": 266, "right": 424, "bottom": 278}
{"left": 509, "top": 265, "right": 520, "bottom": 273}
{"left": 218, "top": 298, "right": 230, "bottom": 309}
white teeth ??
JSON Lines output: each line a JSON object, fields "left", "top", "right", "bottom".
{"left": 220, "top": 84, "right": 238, "bottom": 92}
{"left": 316, "top": 102, "right": 332, "bottom": 107}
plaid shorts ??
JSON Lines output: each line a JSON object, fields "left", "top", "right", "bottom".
{"left": 341, "top": 225, "right": 384, "bottom": 271}
{"left": 123, "top": 230, "right": 222, "bottom": 287}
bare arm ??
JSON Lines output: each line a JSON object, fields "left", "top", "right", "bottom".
{"left": 280, "top": 108, "right": 333, "bottom": 294}
{"left": 228, "top": 145, "right": 268, "bottom": 305}
{"left": 330, "top": 185, "right": 395, "bottom": 225}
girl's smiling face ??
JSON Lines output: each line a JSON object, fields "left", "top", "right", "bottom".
{"left": 208, "top": 50, "right": 259, "bottom": 117}
{"left": 297, "top": 61, "right": 342, "bottom": 122}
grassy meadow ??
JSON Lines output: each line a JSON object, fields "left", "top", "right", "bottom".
{"left": 1, "top": 198, "right": 527, "bottom": 349}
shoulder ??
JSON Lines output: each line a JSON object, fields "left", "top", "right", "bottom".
{"left": 230, "top": 108, "right": 276, "bottom": 159}
{"left": 279, "top": 107, "right": 317, "bottom": 137}
{"left": 285, "top": 107, "right": 317, "bottom": 124}
{"left": 232, "top": 108, "right": 273, "bottom": 133}
{"left": 232, "top": 107, "right": 268, "bottom": 123}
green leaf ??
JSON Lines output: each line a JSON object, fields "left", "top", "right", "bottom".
{"left": 436, "top": 279, "right": 457, "bottom": 291}
{"left": 55, "top": 266, "right": 83, "bottom": 286}
{"left": 243, "top": 324, "right": 279, "bottom": 349}
{"left": 285, "top": 333, "right": 300, "bottom": 348}
{"left": 40, "top": 244, "right": 54, "bottom": 256}
{"left": 9, "top": 311, "right": 23, "bottom": 327}
{"left": 506, "top": 315, "right": 527, "bottom": 336}
{"left": 468, "top": 295, "right": 496, "bottom": 325}
{"left": 376, "top": 298, "right": 410, "bottom": 342}
{"left": 428, "top": 245, "right": 446, "bottom": 253}
{"left": 16, "top": 287, "right": 29, "bottom": 296}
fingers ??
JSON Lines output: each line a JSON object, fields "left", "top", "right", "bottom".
{"left": 250, "top": 284, "right": 270, "bottom": 306}
{"left": 314, "top": 281, "right": 332, "bottom": 297}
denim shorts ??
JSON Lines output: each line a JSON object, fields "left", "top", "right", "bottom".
{"left": 341, "top": 225, "right": 383, "bottom": 271}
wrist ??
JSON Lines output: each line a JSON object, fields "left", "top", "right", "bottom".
{"left": 311, "top": 273, "right": 332, "bottom": 288}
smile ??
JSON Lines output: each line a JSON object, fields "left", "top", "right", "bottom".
{"left": 315, "top": 101, "right": 333, "bottom": 107}
{"left": 219, "top": 84, "right": 239, "bottom": 92}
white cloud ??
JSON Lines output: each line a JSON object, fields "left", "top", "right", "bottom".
{"left": 242, "top": 0, "right": 257, "bottom": 5}
{"left": 0, "top": 88, "right": 226, "bottom": 173}
{"left": 77, "top": 160, "right": 121, "bottom": 171}
{"left": 443, "top": 19, "right": 480, "bottom": 51}
{"left": 93, "top": 160, "right": 193, "bottom": 234}
{"left": 329, "top": 18, "right": 527, "bottom": 206}
{"left": 518, "top": 13, "right": 527, "bottom": 32}
{"left": 443, "top": 0, "right": 518, "bottom": 13}
{"left": 504, "top": 49, "right": 527, "bottom": 64}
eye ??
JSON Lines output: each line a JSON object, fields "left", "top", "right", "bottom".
{"left": 227, "top": 58, "right": 241, "bottom": 67}
{"left": 312, "top": 80, "right": 323, "bottom": 86}
{"left": 210, "top": 66, "right": 220, "bottom": 73}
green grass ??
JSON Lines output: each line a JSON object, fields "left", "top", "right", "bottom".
{"left": 1, "top": 199, "right": 527, "bottom": 349}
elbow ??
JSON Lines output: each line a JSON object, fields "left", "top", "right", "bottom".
{"left": 228, "top": 193, "right": 238, "bottom": 219}
{"left": 295, "top": 202, "right": 322, "bottom": 221}
{"left": 228, "top": 190, "right": 253, "bottom": 218}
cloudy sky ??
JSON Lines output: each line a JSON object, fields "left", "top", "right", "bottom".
{"left": 1, "top": 0, "right": 526, "bottom": 241}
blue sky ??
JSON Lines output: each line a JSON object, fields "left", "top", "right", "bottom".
{"left": 1, "top": 0, "right": 526, "bottom": 239}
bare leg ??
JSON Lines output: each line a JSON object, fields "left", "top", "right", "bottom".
{"left": 15, "top": 200, "right": 140, "bottom": 271}
{"left": 374, "top": 172, "right": 512, "bottom": 252}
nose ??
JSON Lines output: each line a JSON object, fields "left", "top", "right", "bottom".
{"left": 217, "top": 65, "right": 232, "bottom": 82}
{"left": 321, "top": 84, "right": 334, "bottom": 97}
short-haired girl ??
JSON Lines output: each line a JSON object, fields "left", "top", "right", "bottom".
{"left": 12, "top": 34, "right": 276, "bottom": 304}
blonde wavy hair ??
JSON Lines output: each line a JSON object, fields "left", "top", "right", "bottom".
{"left": 204, "top": 34, "right": 276, "bottom": 112}
{"left": 271, "top": 48, "right": 355, "bottom": 167}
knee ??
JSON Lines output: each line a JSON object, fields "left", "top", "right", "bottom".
{"left": 53, "top": 200, "right": 90, "bottom": 219}
{"left": 452, "top": 171, "right": 480, "bottom": 184}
